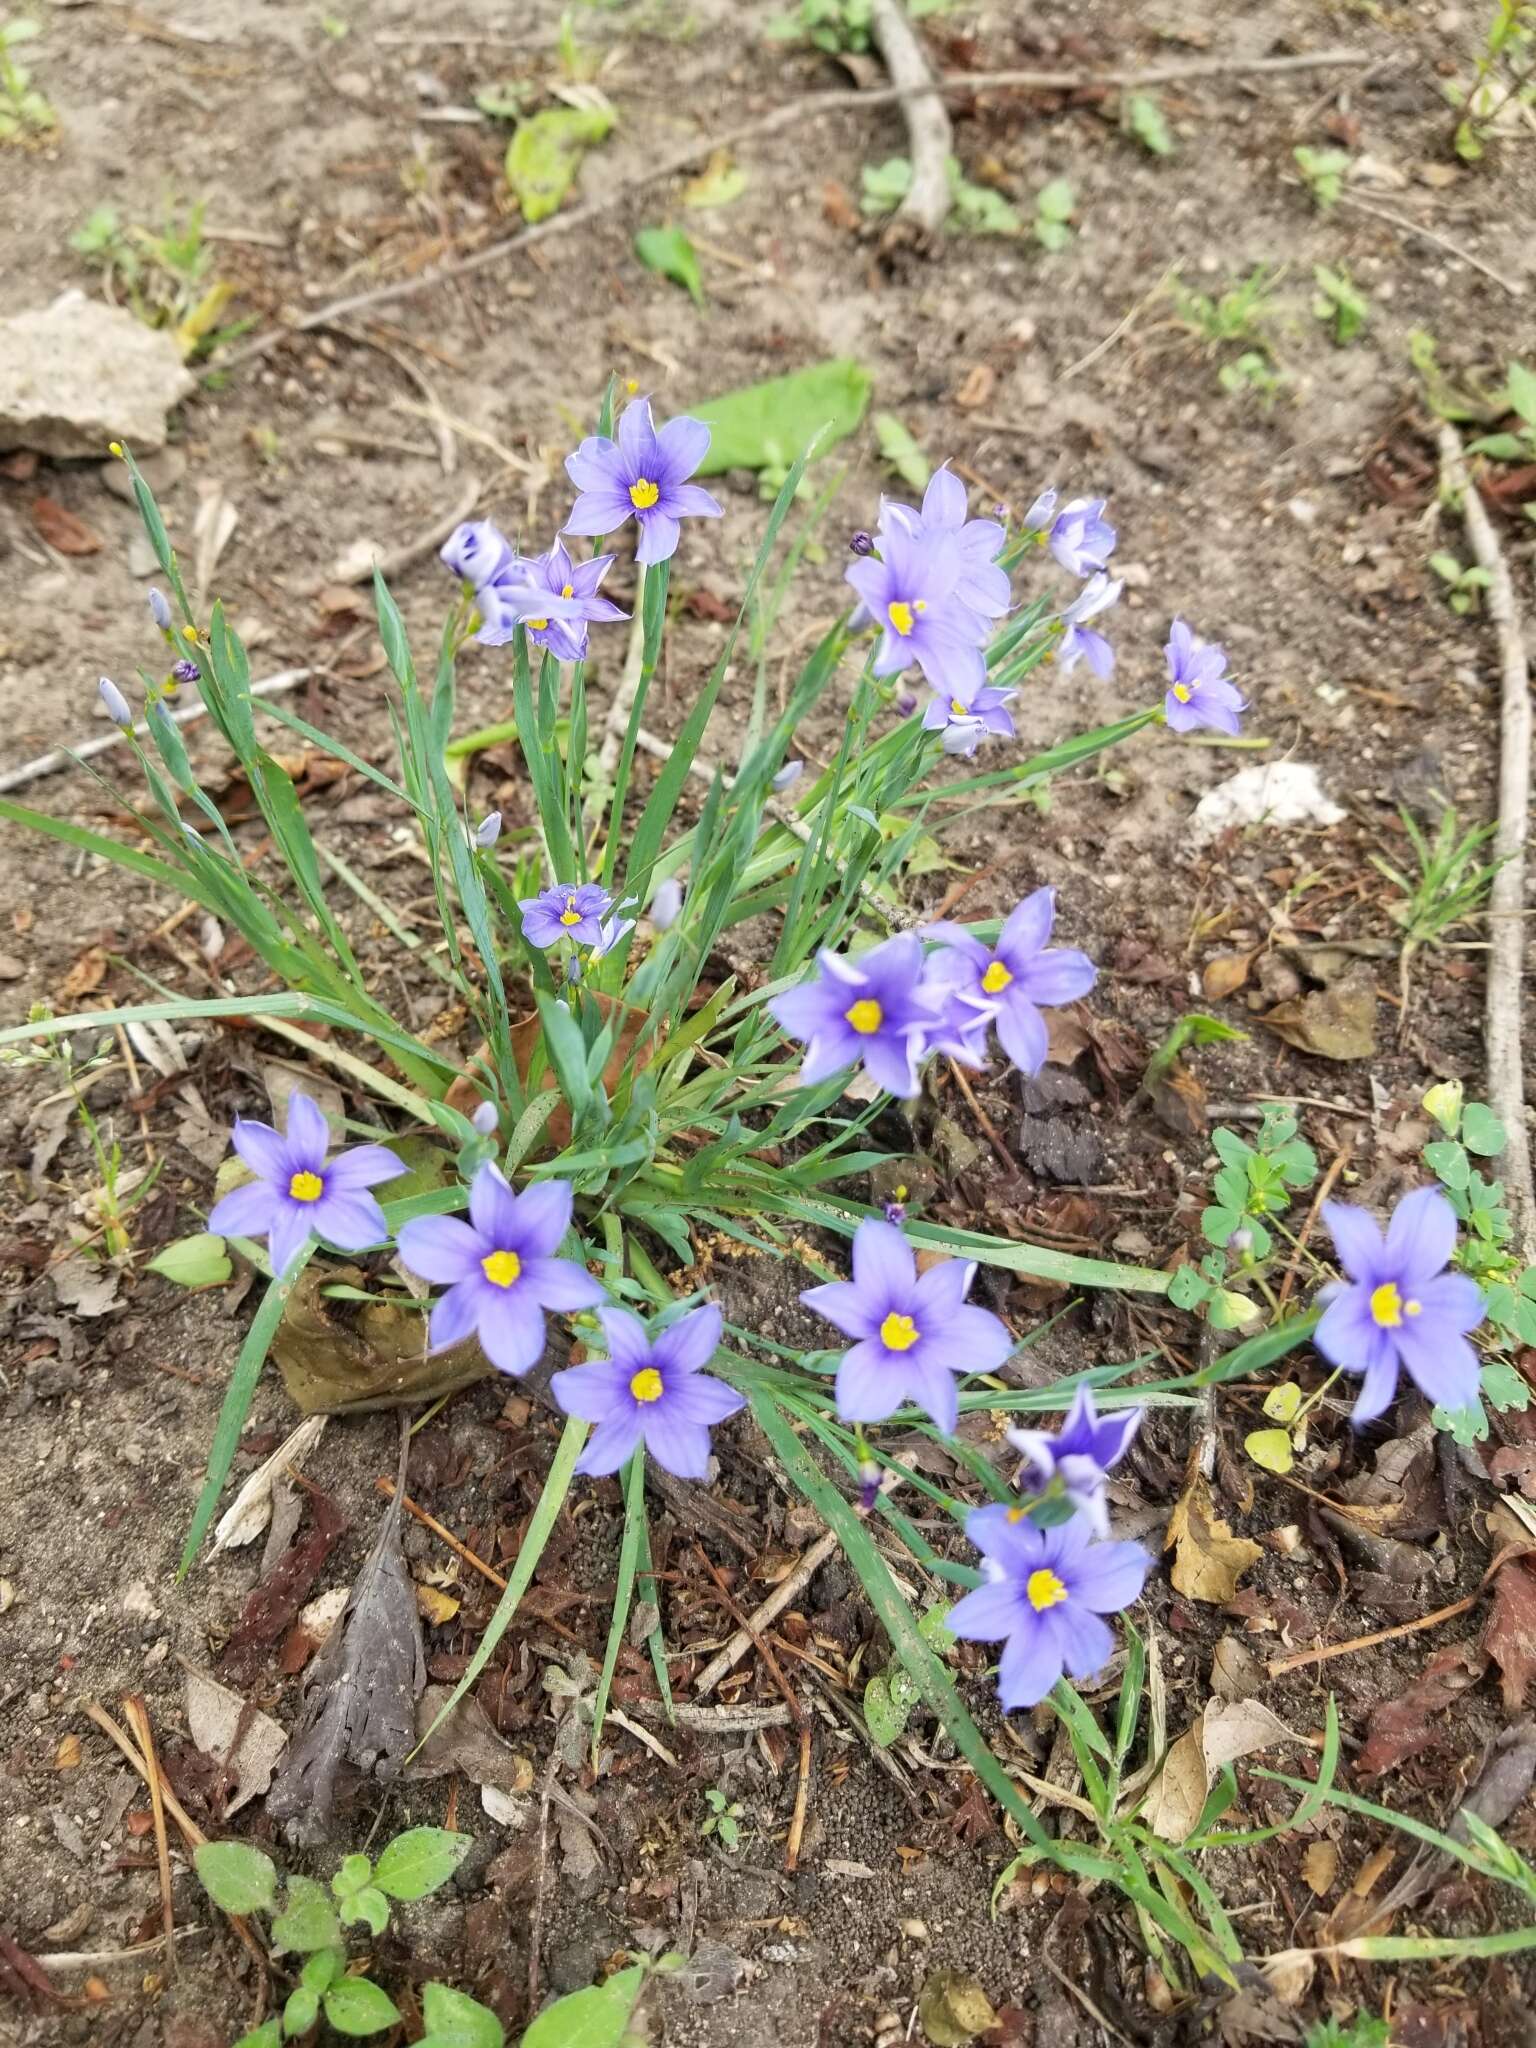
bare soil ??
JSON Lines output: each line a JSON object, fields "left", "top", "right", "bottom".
{"left": 4, "top": 2, "right": 1536, "bottom": 2045}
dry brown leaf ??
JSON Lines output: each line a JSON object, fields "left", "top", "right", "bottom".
{"left": 1485, "top": 1556, "right": 1536, "bottom": 1710}
{"left": 1302, "top": 1840, "right": 1338, "bottom": 1897}
{"left": 1146, "top": 1697, "right": 1295, "bottom": 1843}
{"left": 415, "top": 1583, "right": 461, "bottom": 1626}
{"left": 1201, "top": 951, "right": 1254, "bottom": 1001}
{"left": 1210, "top": 1633, "right": 1265, "bottom": 1700}
{"left": 953, "top": 364, "right": 996, "bottom": 410}
{"left": 1355, "top": 1642, "right": 1485, "bottom": 1777}
{"left": 1256, "top": 1949, "right": 1315, "bottom": 2006}
{"left": 32, "top": 496, "right": 103, "bottom": 555}
{"left": 57, "top": 946, "right": 108, "bottom": 1004}
{"left": 1261, "top": 969, "right": 1376, "bottom": 1061}
{"left": 1166, "top": 1471, "right": 1262, "bottom": 1603}
{"left": 54, "top": 1733, "right": 82, "bottom": 1770}
{"left": 183, "top": 1666, "right": 288, "bottom": 1816}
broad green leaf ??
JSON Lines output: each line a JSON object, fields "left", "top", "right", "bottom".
{"left": 1432, "top": 1398, "right": 1488, "bottom": 1445}
{"left": 506, "top": 106, "right": 613, "bottom": 224}
{"left": 1244, "top": 1427, "right": 1294, "bottom": 1474}
{"left": 194, "top": 1840, "right": 278, "bottom": 1915}
{"left": 1506, "top": 360, "right": 1536, "bottom": 427}
{"left": 331, "top": 1853, "right": 372, "bottom": 1899}
{"left": 520, "top": 1964, "right": 647, "bottom": 2048}
{"left": 234, "top": 2025, "right": 281, "bottom": 2048}
{"left": 301, "top": 1947, "right": 344, "bottom": 1991}
{"left": 873, "top": 411, "right": 930, "bottom": 490}
{"left": 1424, "top": 1138, "right": 1471, "bottom": 1190}
{"left": 1482, "top": 1358, "right": 1531, "bottom": 1415}
{"left": 418, "top": 1980, "right": 506, "bottom": 2048}
{"left": 271, "top": 1875, "right": 341, "bottom": 1954}
{"left": 1209, "top": 1288, "right": 1260, "bottom": 1330}
{"left": 1461, "top": 1101, "right": 1507, "bottom": 1156}
{"left": 283, "top": 1988, "right": 319, "bottom": 2039}
{"left": 1035, "top": 177, "right": 1074, "bottom": 222}
{"left": 372, "top": 1826, "right": 471, "bottom": 1901}
{"left": 692, "top": 359, "right": 872, "bottom": 475}
{"left": 863, "top": 1670, "right": 914, "bottom": 1746}
{"left": 323, "top": 1977, "right": 402, "bottom": 2037}
{"left": 634, "top": 224, "right": 704, "bottom": 307}
{"left": 339, "top": 1885, "right": 390, "bottom": 1935}
{"left": 146, "top": 1232, "right": 231, "bottom": 1288}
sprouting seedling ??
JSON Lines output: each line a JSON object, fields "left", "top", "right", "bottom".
{"left": 1445, "top": 0, "right": 1536, "bottom": 162}
{"left": 860, "top": 155, "right": 1022, "bottom": 235}
{"left": 1032, "top": 177, "right": 1075, "bottom": 250}
{"left": 1465, "top": 358, "right": 1536, "bottom": 475}
{"left": 1429, "top": 550, "right": 1492, "bottom": 614}
{"left": 1293, "top": 143, "right": 1352, "bottom": 210}
{"left": 765, "top": 0, "right": 875, "bottom": 52}
{"left": 1201, "top": 1110, "right": 1318, "bottom": 1264}
{"left": 699, "top": 1786, "right": 744, "bottom": 1849}
{"left": 0, "top": 15, "right": 54, "bottom": 139}
{"left": 1218, "top": 351, "right": 1287, "bottom": 407}
{"left": 1122, "top": 91, "right": 1174, "bottom": 156}
{"left": 1312, "top": 263, "right": 1369, "bottom": 345}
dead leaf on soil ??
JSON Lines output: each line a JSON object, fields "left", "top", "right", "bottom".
{"left": 415, "top": 1582, "right": 460, "bottom": 1626}
{"left": 1202, "top": 950, "right": 1255, "bottom": 1001}
{"left": 1302, "top": 1840, "right": 1338, "bottom": 1897}
{"left": 54, "top": 1734, "right": 81, "bottom": 1771}
{"left": 273, "top": 1260, "right": 491, "bottom": 1414}
{"left": 51, "top": 1258, "right": 121, "bottom": 1319}
{"left": 1261, "top": 969, "right": 1377, "bottom": 1061}
{"left": 1484, "top": 1555, "right": 1536, "bottom": 1711}
{"left": 407, "top": 1683, "right": 534, "bottom": 1796}
{"left": 953, "top": 364, "right": 996, "bottom": 410}
{"left": 1210, "top": 1633, "right": 1266, "bottom": 1701}
{"left": 57, "top": 945, "right": 109, "bottom": 1004}
{"left": 211, "top": 1415, "right": 328, "bottom": 1555}
{"left": 1355, "top": 1642, "right": 1486, "bottom": 1778}
{"left": 918, "top": 1968, "right": 997, "bottom": 2047}
{"left": 182, "top": 1666, "right": 287, "bottom": 1816}
{"left": 32, "top": 496, "right": 103, "bottom": 554}
{"left": 1146, "top": 1697, "right": 1295, "bottom": 1843}
{"left": 1166, "top": 1470, "right": 1263, "bottom": 1604}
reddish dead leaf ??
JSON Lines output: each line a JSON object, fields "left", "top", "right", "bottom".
{"left": 1, "top": 450, "right": 39, "bottom": 481}
{"left": 223, "top": 1489, "right": 348, "bottom": 1667}
{"left": 1487, "top": 1445, "right": 1536, "bottom": 1496}
{"left": 57, "top": 946, "right": 109, "bottom": 1005}
{"left": 32, "top": 497, "right": 103, "bottom": 555}
{"left": 1355, "top": 1643, "right": 1486, "bottom": 1778}
{"left": 948, "top": 1782, "right": 996, "bottom": 1846}
{"left": 821, "top": 180, "right": 860, "bottom": 231}
{"left": 683, "top": 588, "right": 733, "bottom": 623}
{"left": 1485, "top": 1556, "right": 1536, "bottom": 1710}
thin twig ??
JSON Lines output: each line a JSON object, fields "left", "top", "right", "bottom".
{"left": 869, "top": 0, "right": 953, "bottom": 241}
{"left": 528, "top": 1754, "right": 558, "bottom": 2017}
{"left": 693, "top": 1543, "right": 806, "bottom": 1728}
{"left": 219, "top": 52, "right": 1371, "bottom": 360}
{"left": 693, "top": 1529, "right": 839, "bottom": 1696}
{"left": 323, "top": 323, "right": 456, "bottom": 476}
{"left": 1276, "top": 1142, "right": 1351, "bottom": 1309}
{"left": 786, "top": 1725, "right": 814, "bottom": 1872}
{"left": 32, "top": 1930, "right": 202, "bottom": 1975}
{"left": 1267, "top": 1540, "right": 1534, "bottom": 1676}
{"left": 1058, "top": 262, "right": 1179, "bottom": 383}
{"left": 121, "top": 1697, "right": 176, "bottom": 1977}
{"left": 1334, "top": 190, "right": 1525, "bottom": 299}
{"left": 324, "top": 474, "right": 482, "bottom": 590}
{"left": 1438, "top": 421, "right": 1535, "bottom": 1259}
{"left": 947, "top": 1058, "right": 1017, "bottom": 1176}
{"left": 376, "top": 1476, "right": 508, "bottom": 1591}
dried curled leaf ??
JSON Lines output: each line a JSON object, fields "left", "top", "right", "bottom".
{"left": 1165, "top": 1471, "right": 1262, "bottom": 1603}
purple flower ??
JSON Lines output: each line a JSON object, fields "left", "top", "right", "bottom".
{"left": 1163, "top": 619, "right": 1244, "bottom": 735}
{"left": 590, "top": 898, "right": 638, "bottom": 959}
{"left": 800, "top": 1217, "right": 1011, "bottom": 1435}
{"left": 881, "top": 467, "right": 1011, "bottom": 626}
{"left": 1006, "top": 1387, "right": 1142, "bottom": 1539}
{"left": 920, "top": 678, "right": 1016, "bottom": 758}
{"left": 922, "top": 888, "right": 1096, "bottom": 1076}
{"left": 98, "top": 676, "right": 133, "bottom": 728}
{"left": 564, "top": 399, "right": 722, "bottom": 566}
{"left": 772, "top": 759, "right": 805, "bottom": 793}
{"left": 1047, "top": 497, "right": 1117, "bottom": 578}
{"left": 147, "top": 588, "right": 173, "bottom": 632}
{"left": 396, "top": 1166, "right": 604, "bottom": 1377}
{"left": 442, "top": 519, "right": 517, "bottom": 590}
{"left": 1315, "top": 1186, "right": 1484, "bottom": 1424}
{"left": 649, "top": 877, "right": 684, "bottom": 930}
{"left": 207, "top": 1090, "right": 404, "bottom": 1277}
{"left": 1056, "top": 574, "right": 1121, "bottom": 679}
{"left": 768, "top": 933, "right": 945, "bottom": 1099}
{"left": 520, "top": 882, "right": 613, "bottom": 950}
{"left": 478, "top": 538, "right": 628, "bottom": 661}
{"left": 551, "top": 1302, "right": 745, "bottom": 1478}
{"left": 949, "top": 1507, "right": 1151, "bottom": 1709}
{"left": 171, "top": 658, "right": 201, "bottom": 685}
{"left": 845, "top": 524, "right": 987, "bottom": 701}
{"left": 473, "top": 811, "right": 502, "bottom": 849}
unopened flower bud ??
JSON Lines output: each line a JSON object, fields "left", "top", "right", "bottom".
{"left": 771, "top": 759, "right": 804, "bottom": 793}
{"left": 473, "top": 810, "right": 502, "bottom": 849}
{"left": 650, "top": 876, "right": 684, "bottom": 930}
{"left": 857, "top": 1459, "right": 881, "bottom": 1514}
{"left": 471, "top": 1099, "right": 499, "bottom": 1136}
{"left": 98, "top": 676, "right": 133, "bottom": 729}
{"left": 147, "top": 588, "right": 173, "bottom": 631}
{"left": 172, "top": 657, "right": 201, "bottom": 685}
{"left": 1228, "top": 1226, "right": 1254, "bottom": 1254}
{"left": 849, "top": 530, "right": 876, "bottom": 556}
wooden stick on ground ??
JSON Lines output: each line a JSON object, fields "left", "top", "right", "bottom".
{"left": 868, "top": 0, "right": 954, "bottom": 243}
{"left": 1438, "top": 422, "right": 1535, "bottom": 1261}
{"left": 692, "top": 1528, "right": 839, "bottom": 1697}
{"left": 121, "top": 1696, "right": 176, "bottom": 1980}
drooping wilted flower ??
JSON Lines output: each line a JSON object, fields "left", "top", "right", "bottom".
{"left": 768, "top": 933, "right": 945, "bottom": 1099}
{"left": 920, "top": 679, "right": 1017, "bottom": 757}
{"left": 441, "top": 519, "right": 517, "bottom": 590}
{"left": 880, "top": 466, "right": 1010, "bottom": 628}
{"left": 1007, "top": 1386, "right": 1143, "bottom": 1538}
{"left": 771, "top": 759, "right": 805, "bottom": 793}
{"left": 477, "top": 538, "right": 628, "bottom": 661}
{"left": 1162, "top": 620, "right": 1244, "bottom": 735}
{"left": 147, "top": 588, "right": 173, "bottom": 632}
{"left": 1046, "top": 497, "right": 1117, "bottom": 578}
{"left": 519, "top": 882, "right": 614, "bottom": 950}
{"left": 564, "top": 399, "right": 722, "bottom": 566}
{"left": 473, "top": 811, "right": 502, "bottom": 849}
{"left": 1316, "top": 1186, "right": 1484, "bottom": 1424}
{"left": 649, "top": 876, "right": 684, "bottom": 930}
{"left": 800, "top": 1217, "right": 1011, "bottom": 1435}
{"left": 589, "top": 898, "right": 639, "bottom": 959}
{"left": 98, "top": 676, "right": 133, "bottom": 728}
{"left": 551, "top": 1302, "right": 745, "bottom": 1478}
{"left": 844, "top": 525, "right": 988, "bottom": 702}
{"left": 1056, "top": 573, "right": 1122, "bottom": 678}
{"left": 207, "top": 1089, "right": 403, "bottom": 1277}
{"left": 396, "top": 1166, "right": 604, "bottom": 1377}
{"left": 948, "top": 1508, "right": 1151, "bottom": 1709}
{"left": 922, "top": 888, "right": 1097, "bottom": 1075}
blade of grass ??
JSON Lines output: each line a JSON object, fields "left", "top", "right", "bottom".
{"left": 591, "top": 1451, "right": 646, "bottom": 1766}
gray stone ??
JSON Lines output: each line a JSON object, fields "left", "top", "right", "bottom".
{"left": 0, "top": 292, "right": 195, "bottom": 459}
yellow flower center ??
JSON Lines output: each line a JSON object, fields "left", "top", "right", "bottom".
{"left": 288, "top": 1170, "right": 324, "bottom": 1204}
{"left": 629, "top": 477, "right": 660, "bottom": 510}
{"left": 1369, "top": 1281, "right": 1420, "bottom": 1328}
{"left": 630, "top": 1366, "right": 664, "bottom": 1404}
{"left": 981, "top": 959, "right": 1013, "bottom": 995}
{"left": 561, "top": 582, "right": 574, "bottom": 599}
{"left": 880, "top": 1311, "right": 919, "bottom": 1352}
{"left": 559, "top": 897, "right": 584, "bottom": 927}
{"left": 950, "top": 697, "right": 969, "bottom": 716}
{"left": 482, "top": 1249, "right": 523, "bottom": 1289}
{"left": 1007, "top": 1505, "right": 1029, "bottom": 1524}
{"left": 1026, "top": 1568, "right": 1068, "bottom": 1612}
{"left": 845, "top": 998, "right": 883, "bottom": 1035}
{"left": 527, "top": 617, "right": 549, "bottom": 632}
{"left": 887, "top": 600, "right": 915, "bottom": 638}
{"left": 1171, "top": 682, "right": 1192, "bottom": 703}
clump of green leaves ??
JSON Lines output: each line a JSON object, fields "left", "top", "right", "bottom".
{"left": 195, "top": 1829, "right": 483, "bottom": 2043}
{"left": 1429, "top": 550, "right": 1492, "bottom": 613}
{"left": 1446, "top": 0, "right": 1536, "bottom": 161}
{"left": 1168, "top": 267, "right": 1284, "bottom": 400}
{"left": 1293, "top": 144, "right": 1352, "bottom": 210}
{"left": 1032, "top": 177, "right": 1075, "bottom": 250}
{"left": 1312, "top": 263, "right": 1369, "bottom": 345}
{"left": 1370, "top": 803, "right": 1504, "bottom": 949}
{"left": 1465, "top": 360, "right": 1536, "bottom": 518}
{"left": 865, "top": 1603, "right": 953, "bottom": 1743}
{"left": 1122, "top": 91, "right": 1174, "bottom": 156}
{"left": 861, "top": 155, "right": 1022, "bottom": 235}
{"left": 1304, "top": 2016, "right": 1391, "bottom": 2048}
{"left": 68, "top": 198, "right": 245, "bottom": 361}
{"left": 1201, "top": 1110, "right": 1319, "bottom": 1263}
{"left": 699, "top": 1786, "right": 744, "bottom": 1849}
{"left": 505, "top": 102, "right": 613, "bottom": 222}
{"left": 1218, "top": 352, "right": 1287, "bottom": 406}
{"left": 0, "top": 16, "right": 54, "bottom": 140}
{"left": 766, "top": 0, "right": 872, "bottom": 50}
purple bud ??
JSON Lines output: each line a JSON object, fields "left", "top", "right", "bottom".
{"left": 147, "top": 588, "right": 173, "bottom": 632}
{"left": 882, "top": 1198, "right": 907, "bottom": 1226}
{"left": 650, "top": 876, "right": 684, "bottom": 930}
{"left": 857, "top": 1459, "right": 882, "bottom": 1515}
{"left": 473, "top": 810, "right": 502, "bottom": 849}
{"left": 566, "top": 952, "right": 584, "bottom": 987}
{"left": 471, "top": 1099, "right": 499, "bottom": 1136}
{"left": 172, "top": 657, "right": 201, "bottom": 685}
{"left": 98, "top": 676, "right": 133, "bottom": 728}
{"left": 894, "top": 692, "right": 918, "bottom": 718}
{"left": 771, "top": 759, "right": 804, "bottom": 793}
{"left": 849, "top": 530, "right": 876, "bottom": 556}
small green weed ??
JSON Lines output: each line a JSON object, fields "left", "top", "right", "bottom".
{"left": 699, "top": 1785, "right": 744, "bottom": 1849}
{"left": 1312, "top": 264, "right": 1369, "bottom": 345}
{"left": 68, "top": 198, "right": 246, "bottom": 361}
{"left": 0, "top": 15, "right": 54, "bottom": 140}
{"left": 1032, "top": 177, "right": 1075, "bottom": 250}
{"left": 861, "top": 155, "right": 1022, "bottom": 235}
{"left": 1428, "top": 550, "right": 1492, "bottom": 613}
{"left": 1293, "top": 144, "right": 1352, "bottom": 210}
{"left": 1446, "top": 0, "right": 1536, "bottom": 160}
{"left": 1167, "top": 265, "right": 1280, "bottom": 351}
{"left": 1122, "top": 90, "right": 1174, "bottom": 156}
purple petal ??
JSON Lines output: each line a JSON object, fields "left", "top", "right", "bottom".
{"left": 998, "top": 888, "right": 1055, "bottom": 966}
{"left": 510, "top": 1179, "right": 575, "bottom": 1258}
{"left": 563, "top": 487, "right": 634, "bottom": 538}
{"left": 477, "top": 1289, "right": 548, "bottom": 1376}
{"left": 666, "top": 1372, "right": 745, "bottom": 1426}
{"left": 1313, "top": 1285, "right": 1383, "bottom": 1370}
{"left": 851, "top": 1217, "right": 916, "bottom": 1307}
{"left": 912, "top": 1257, "right": 972, "bottom": 1321}
{"left": 428, "top": 1281, "right": 480, "bottom": 1352}
{"left": 947, "top": 1579, "right": 1023, "bottom": 1643}
{"left": 921, "top": 466, "right": 968, "bottom": 530}
{"left": 663, "top": 482, "right": 722, "bottom": 521}
{"left": 928, "top": 1303, "right": 1012, "bottom": 1377}
{"left": 230, "top": 1117, "right": 290, "bottom": 1184}
{"left": 577, "top": 1414, "right": 645, "bottom": 1477}
{"left": 997, "top": 1622, "right": 1064, "bottom": 1710}
{"left": 1394, "top": 1323, "right": 1481, "bottom": 1412}
{"left": 994, "top": 997, "right": 1049, "bottom": 1077}
{"left": 551, "top": 1358, "right": 631, "bottom": 1421}
{"left": 284, "top": 1090, "right": 331, "bottom": 1168}
{"left": 903, "top": 1357, "right": 958, "bottom": 1435}
{"left": 617, "top": 396, "right": 658, "bottom": 475}
{"left": 834, "top": 1340, "right": 899, "bottom": 1423}
{"left": 326, "top": 1144, "right": 406, "bottom": 1190}
{"left": 521, "top": 1253, "right": 604, "bottom": 1311}
{"left": 1063, "top": 1539, "right": 1151, "bottom": 1615}
{"left": 397, "top": 1214, "right": 483, "bottom": 1284}
{"left": 653, "top": 413, "right": 710, "bottom": 484}
{"left": 641, "top": 1407, "right": 714, "bottom": 1479}
{"left": 635, "top": 512, "right": 681, "bottom": 566}
{"left": 967, "top": 1503, "right": 1046, "bottom": 1571}
{"left": 208, "top": 1181, "right": 280, "bottom": 1240}
{"left": 1321, "top": 1202, "right": 1385, "bottom": 1285}
{"left": 267, "top": 1204, "right": 313, "bottom": 1278}
{"left": 595, "top": 1306, "right": 652, "bottom": 1372}
{"left": 565, "top": 437, "right": 626, "bottom": 493}
{"left": 655, "top": 1302, "right": 723, "bottom": 1375}
{"left": 800, "top": 1278, "right": 879, "bottom": 1342}
{"left": 859, "top": 1030, "right": 924, "bottom": 1099}
{"left": 1349, "top": 1352, "right": 1402, "bottom": 1426}
{"left": 1053, "top": 1605, "right": 1116, "bottom": 1680}
{"left": 920, "top": 921, "right": 990, "bottom": 967}
{"left": 1384, "top": 1186, "right": 1458, "bottom": 1286}
{"left": 468, "top": 1164, "right": 520, "bottom": 1244}
{"left": 1411, "top": 1270, "right": 1485, "bottom": 1335}
{"left": 311, "top": 1190, "right": 388, "bottom": 1252}
{"left": 1017, "top": 948, "right": 1097, "bottom": 1009}
{"left": 799, "top": 1033, "right": 858, "bottom": 1088}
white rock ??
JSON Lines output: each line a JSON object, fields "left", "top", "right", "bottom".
{"left": 0, "top": 292, "right": 195, "bottom": 459}
{"left": 1191, "top": 761, "right": 1345, "bottom": 843}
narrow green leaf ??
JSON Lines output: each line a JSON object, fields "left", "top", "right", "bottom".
{"left": 592, "top": 1451, "right": 646, "bottom": 1765}
{"left": 635, "top": 224, "right": 705, "bottom": 307}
